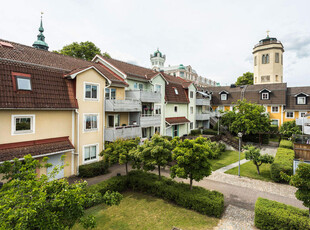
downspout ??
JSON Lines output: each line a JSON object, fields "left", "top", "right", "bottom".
{"left": 75, "top": 109, "right": 80, "bottom": 175}
{"left": 71, "top": 111, "right": 75, "bottom": 175}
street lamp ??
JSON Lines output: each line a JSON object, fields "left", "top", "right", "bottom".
{"left": 238, "top": 132, "right": 243, "bottom": 177}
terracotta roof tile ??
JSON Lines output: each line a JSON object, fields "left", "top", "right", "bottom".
{"left": 0, "top": 136, "right": 74, "bottom": 162}
{"left": 286, "top": 86, "right": 310, "bottom": 110}
{"left": 166, "top": 117, "right": 190, "bottom": 125}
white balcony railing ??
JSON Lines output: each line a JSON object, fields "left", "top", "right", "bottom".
{"left": 105, "top": 126, "right": 142, "bottom": 142}
{"left": 196, "top": 113, "right": 210, "bottom": 121}
{"left": 126, "top": 90, "right": 161, "bottom": 103}
{"left": 105, "top": 99, "right": 141, "bottom": 112}
{"left": 140, "top": 115, "right": 161, "bottom": 127}
{"left": 196, "top": 98, "right": 210, "bottom": 106}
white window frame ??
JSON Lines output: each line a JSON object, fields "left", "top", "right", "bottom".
{"left": 285, "top": 111, "right": 295, "bottom": 119}
{"left": 190, "top": 122, "right": 194, "bottom": 130}
{"left": 174, "top": 105, "right": 178, "bottom": 113}
{"left": 190, "top": 106, "right": 194, "bottom": 114}
{"left": 174, "top": 88, "right": 179, "bottom": 95}
{"left": 299, "top": 112, "right": 307, "bottom": 118}
{"left": 271, "top": 119, "right": 279, "bottom": 126}
{"left": 105, "top": 88, "right": 116, "bottom": 100}
{"left": 83, "top": 113, "right": 99, "bottom": 132}
{"left": 11, "top": 114, "right": 35, "bottom": 135}
{"left": 297, "top": 96, "right": 306, "bottom": 105}
{"left": 155, "top": 105, "right": 162, "bottom": 115}
{"left": 218, "top": 106, "right": 224, "bottom": 111}
{"left": 190, "top": 91, "right": 194, "bottom": 99}
{"left": 84, "top": 82, "right": 100, "bottom": 101}
{"left": 107, "top": 114, "right": 120, "bottom": 128}
{"left": 220, "top": 94, "right": 227, "bottom": 101}
{"left": 271, "top": 106, "right": 279, "bottom": 113}
{"left": 83, "top": 143, "right": 99, "bottom": 164}
{"left": 154, "top": 84, "right": 162, "bottom": 93}
{"left": 262, "top": 92, "right": 269, "bottom": 100}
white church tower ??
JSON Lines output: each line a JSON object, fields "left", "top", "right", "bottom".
{"left": 150, "top": 48, "right": 166, "bottom": 70}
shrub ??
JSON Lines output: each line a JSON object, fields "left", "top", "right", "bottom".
{"left": 189, "top": 129, "right": 201, "bottom": 136}
{"left": 162, "top": 136, "right": 172, "bottom": 141}
{"left": 127, "top": 170, "right": 224, "bottom": 217}
{"left": 78, "top": 160, "right": 109, "bottom": 178}
{"left": 242, "top": 134, "right": 269, "bottom": 144}
{"left": 270, "top": 148, "right": 295, "bottom": 182}
{"left": 254, "top": 197, "right": 310, "bottom": 230}
{"left": 218, "top": 142, "right": 226, "bottom": 153}
{"left": 203, "top": 129, "right": 218, "bottom": 135}
{"left": 279, "top": 140, "right": 293, "bottom": 149}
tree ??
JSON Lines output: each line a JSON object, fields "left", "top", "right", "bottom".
{"left": 221, "top": 100, "right": 271, "bottom": 144}
{"left": 132, "top": 134, "right": 173, "bottom": 179}
{"left": 102, "top": 137, "right": 140, "bottom": 175}
{"left": 235, "top": 72, "right": 254, "bottom": 86}
{"left": 54, "top": 41, "right": 111, "bottom": 61}
{"left": 170, "top": 137, "right": 213, "bottom": 190}
{"left": 280, "top": 120, "right": 302, "bottom": 138}
{"left": 0, "top": 155, "right": 122, "bottom": 229}
{"left": 244, "top": 145, "right": 274, "bottom": 175}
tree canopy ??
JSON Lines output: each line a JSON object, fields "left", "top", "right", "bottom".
{"left": 235, "top": 72, "right": 254, "bottom": 86}
{"left": 221, "top": 100, "right": 271, "bottom": 136}
{"left": 170, "top": 137, "right": 213, "bottom": 190}
{"left": 54, "top": 41, "right": 111, "bottom": 61}
{"left": 280, "top": 120, "right": 302, "bottom": 138}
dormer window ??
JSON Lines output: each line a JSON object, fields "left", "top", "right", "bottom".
{"left": 295, "top": 92, "right": 309, "bottom": 105}
{"left": 262, "top": 93, "right": 269, "bottom": 100}
{"left": 219, "top": 90, "right": 229, "bottom": 101}
{"left": 173, "top": 87, "right": 179, "bottom": 95}
{"left": 259, "top": 88, "right": 271, "bottom": 100}
{"left": 12, "top": 72, "right": 32, "bottom": 91}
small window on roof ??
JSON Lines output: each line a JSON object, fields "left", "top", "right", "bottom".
{"left": 174, "top": 87, "right": 179, "bottom": 95}
{"left": 12, "top": 72, "right": 32, "bottom": 91}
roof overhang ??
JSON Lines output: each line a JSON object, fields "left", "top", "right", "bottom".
{"left": 294, "top": 92, "right": 310, "bottom": 97}
{"left": 149, "top": 73, "right": 169, "bottom": 85}
{"left": 197, "top": 91, "right": 211, "bottom": 97}
{"left": 165, "top": 117, "right": 191, "bottom": 125}
{"left": 92, "top": 54, "right": 127, "bottom": 79}
{"left": 219, "top": 90, "right": 229, "bottom": 94}
{"left": 259, "top": 88, "right": 272, "bottom": 93}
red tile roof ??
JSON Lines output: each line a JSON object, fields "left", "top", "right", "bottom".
{"left": 166, "top": 117, "right": 190, "bottom": 125}
{"left": 0, "top": 136, "right": 74, "bottom": 162}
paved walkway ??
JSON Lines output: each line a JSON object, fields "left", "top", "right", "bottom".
{"left": 215, "top": 159, "right": 249, "bottom": 173}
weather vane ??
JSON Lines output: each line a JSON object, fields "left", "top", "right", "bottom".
{"left": 266, "top": 30, "right": 270, "bottom": 37}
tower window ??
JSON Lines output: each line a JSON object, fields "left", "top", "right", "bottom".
{"left": 254, "top": 56, "right": 257, "bottom": 66}
{"left": 275, "top": 75, "right": 279, "bottom": 82}
{"left": 281, "top": 54, "right": 283, "bottom": 65}
{"left": 262, "top": 55, "right": 265, "bottom": 64}
{"left": 275, "top": 53, "right": 279, "bottom": 63}
{"left": 261, "top": 75, "right": 270, "bottom": 83}
{"left": 266, "top": 54, "right": 269, "bottom": 63}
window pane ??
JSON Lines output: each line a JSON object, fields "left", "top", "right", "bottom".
{"left": 17, "top": 77, "right": 31, "bottom": 90}
{"left": 111, "top": 89, "right": 116, "bottom": 99}
{"left": 108, "top": 116, "right": 114, "bottom": 128}
{"left": 105, "top": 88, "right": 110, "bottom": 99}
{"left": 16, "top": 117, "right": 31, "bottom": 131}
{"left": 134, "top": 83, "right": 138, "bottom": 89}
{"left": 92, "top": 116, "right": 97, "bottom": 129}
{"left": 84, "top": 147, "right": 90, "bottom": 161}
{"left": 90, "top": 146, "right": 96, "bottom": 159}
{"left": 139, "top": 84, "right": 143, "bottom": 90}
{"left": 85, "top": 116, "right": 91, "bottom": 129}
{"left": 85, "top": 85, "right": 91, "bottom": 98}
{"left": 91, "top": 85, "right": 97, "bottom": 99}
{"left": 115, "top": 115, "right": 120, "bottom": 127}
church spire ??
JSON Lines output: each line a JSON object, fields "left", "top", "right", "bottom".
{"left": 32, "top": 12, "right": 49, "bottom": 50}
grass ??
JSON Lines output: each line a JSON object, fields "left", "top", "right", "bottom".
{"left": 209, "top": 150, "right": 245, "bottom": 171}
{"left": 225, "top": 161, "right": 273, "bottom": 182}
{"left": 73, "top": 192, "right": 219, "bottom": 230}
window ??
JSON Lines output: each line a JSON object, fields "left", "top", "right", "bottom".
{"left": 85, "top": 83, "right": 99, "bottom": 100}
{"left": 180, "top": 72, "right": 184, "bottom": 77}
{"left": 155, "top": 105, "right": 161, "bottom": 115}
{"left": 266, "top": 54, "right": 269, "bottom": 63}
{"left": 134, "top": 83, "right": 138, "bottom": 89}
{"left": 262, "top": 92, "right": 269, "bottom": 100}
{"left": 297, "top": 97, "right": 306, "bottom": 105}
{"left": 254, "top": 56, "right": 257, "bottom": 66}
{"left": 174, "top": 105, "right": 178, "bottom": 113}
{"left": 286, "top": 112, "right": 294, "bottom": 118}
{"left": 271, "top": 120, "right": 279, "bottom": 126}
{"left": 190, "top": 122, "right": 193, "bottom": 130}
{"left": 220, "top": 94, "right": 227, "bottom": 100}
{"left": 218, "top": 106, "right": 224, "bottom": 111}
{"left": 271, "top": 106, "right": 279, "bottom": 113}
{"left": 108, "top": 114, "right": 120, "bottom": 128}
{"left": 275, "top": 75, "right": 279, "bottom": 82}
{"left": 173, "top": 87, "right": 178, "bottom": 95}
{"left": 275, "top": 53, "right": 279, "bottom": 63}
{"left": 84, "top": 114, "right": 98, "bottom": 131}
{"left": 155, "top": 84, "right": 161, "bottom": 93}
{"left": 300, "top": 112, "right": 306, "bottom": 118}
{"left": 190, "top": 91, "right": 194, "bottom": 98}
{"left": 12, "top": 115, "right": 35, "bottom": 135}
{"left": 105, "top": 88, "right": 116, "bottom": 99}
{"left": 16, "top": 76, "right": 32, "bottom": 90}
{"left": 84, "top": 144, "right": 98, "bottom": 162}
{"left": 261, "top": 75, "right": 270, "bottom": 83}
{"left": 190, "top": 106, "right": 194, "bottom": 114}
{"left": 142, "top": 128, "right": 148, "bottom": 138}
{"left": 139, "top": 83, "right": 143, "bottom": 90}
{"left": 262, "top": 55, "right": 265, "bottom": 64}
{"left": 281, "top": 54, "right": 283, "bottom": 65}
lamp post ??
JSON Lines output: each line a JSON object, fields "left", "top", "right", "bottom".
{"left": 238, "top": 132, "right": 243, "bottom": 177}
{"left": 218, "top": 115, "right": 220, "bottom": 135}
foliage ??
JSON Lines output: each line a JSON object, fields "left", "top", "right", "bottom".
{"left": 279, "top": 139, "right": 294, "bottom": 149}
{"left": 209, "top": 150, "right": 245, "bottom": 171}
{"left": 0, "top": 155, "right": 122, "bottom": 230}
{"left": 171, "top": 137, "right": 213, "bottom": 190}
{"left": 127, "top": 170, "right": 224, "bottom": 217}
{"left": 282, "top": 163, "right": 310, "bottom": 216}
{"left": 208, "top": 141, "right": 226, "bottom": 159}
{"left": 242, "top": 133, "right": 269, "bottom": 144}
{"left": 244, "top": 145, "right": 274, "bottom": 175}
{"left": 203, "top": 129, "right": 219, "bottom": 135}
{"left": 78, "top": 160, "right": 109, "bottom": 178}
{"left": 270, "top": 147, "right": 295, "bottom": 182}
{"left": 254, "top": 197, "right": 310, "bottom": 229}
{"left": 235, "top": 72, "right": 254, "bottom": 86}
{"left": 102, "top": 137, "right": 140, "bottom": 174}
{"left": 54, "top": 41, "right": 110, "bottom": 61}
{"left": 131, "top": 134, "right": 173, "bottom": 179}
{"left": 221, "top": 100, "right": 271, "bottom": 136}
{"left": 189, "top": 129, "right": 201, "bottom": 136}
{"left": 280, "top": 120, "right": 301, "bottom": 138}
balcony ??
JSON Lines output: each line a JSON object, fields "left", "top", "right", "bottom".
{"left": 196, "top": 98, "right": 210, "bottom": 106}
{"left": 196, "top": 113, "right": 210, "bottom": 121}
{"left": 126, "top": 90, "right": 161, "bottom": 103}
{"left": 140, "top": 115, "right": 161, "bottom": 128}
{"left": 105, "top": 125, "right": 142, "bottom": 142}
{"left": 105, "top": 99, "right": 141, "bottom": 112}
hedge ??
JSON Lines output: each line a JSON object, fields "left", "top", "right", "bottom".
{"left": 270, "top": 147, "right": 295, "bottom": 182}
{"left": 79, "top": 160, "right": 109, "bottom": 178}
{"left": 255, "top": 197, "right": 310, "bottom": 230}
{"left": 189, "top": 129, "right": 201, "bottom": 136}
{"left": 203, "top": 129, "right": 218, "bottom": 135}
{"left": 279, "top": 140, "right": 293, "bottom": 149}
{"left": 86, "top": 170, "right": 224, "bottom": 218}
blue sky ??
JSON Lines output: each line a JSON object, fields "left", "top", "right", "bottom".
{"left": 1, "top": 0, "right": 310, "bottom": 86}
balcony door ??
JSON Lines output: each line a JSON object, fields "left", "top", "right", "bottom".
{"left": 173, "top": 125, "right": 179, "bottom": 137}
{"left": 108, "top": 114, "right": 120, "bottom": 128}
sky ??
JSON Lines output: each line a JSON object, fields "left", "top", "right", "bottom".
{"left": 1, "top": 0, "right": 310, "bottom": 86}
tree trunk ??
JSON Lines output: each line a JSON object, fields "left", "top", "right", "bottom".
{"left": 125, "top": 162, "right": 128, "bottom": 175}
{"left": 309, "top": 208, "right": 310, "bottom": 218}
{"left": 158, "top": 165, "right": 161, "bottom": 180}
{"left": 190, "top": 174, "right": 193, "bottom": 190}
{"left": 259, "top": 133, "right": 262, "bottom": 147}
{"left": 256, "top": 164, "right": 260, "bottom": 175}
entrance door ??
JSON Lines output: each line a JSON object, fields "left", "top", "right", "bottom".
{"left": 173, "top": 125, "right": 179, "bottom": 137}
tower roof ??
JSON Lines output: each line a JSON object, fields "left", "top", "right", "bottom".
{"left": 33, "top": 13, "right": 49, "bottom": 51}
{"left": 153, "top": 48, "right": 163, "bottom": 58}
{"left": 178, "top": 64, "right": 186, "bottom": 70}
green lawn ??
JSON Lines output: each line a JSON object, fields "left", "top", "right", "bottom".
{"left": 209, "top": 150, "right": 245, "bottom": 171}
{"left": 73, "top": 192, "right": 219, "bottom": 230}
{"left": 225, "top": 161, "right": 273, "bottom": 182}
